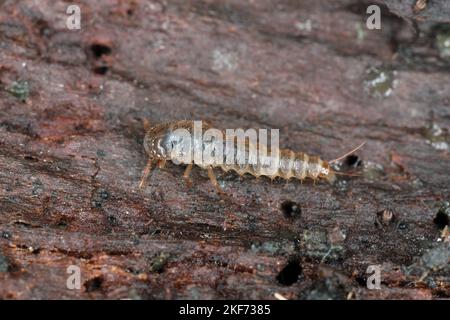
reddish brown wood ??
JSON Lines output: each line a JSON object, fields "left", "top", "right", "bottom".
{"left": 0, "top": 0, "right": 448, "bottom": 299}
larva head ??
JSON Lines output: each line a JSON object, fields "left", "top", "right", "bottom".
{"left": 144, "top": 121, "right": 194, "bottom": 161}
{"left": 318, "top": 161, "right": 336, "bottom": 184}
{"left": 143, "top": 123, "right": 173, "bottom": 160}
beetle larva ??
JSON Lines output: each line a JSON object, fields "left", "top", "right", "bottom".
{"left": 139, "top": 120, "right": 363, "bottom": 192}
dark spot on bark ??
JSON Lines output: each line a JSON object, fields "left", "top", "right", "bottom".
{"left": 0, "top": 120, "right": 38, "bottom": 138}
{"left": 24, "top": 155, "right": 38, "bottom": 162}
{"left": 99, "top": 189, "right": 109, "bottom": 199}
{"left": 1, "top": 231, "right": 12, "bottom": 239}
{"left": 56, "top": 219, "right": 69, "bottom": 228}
{"left": 35, "top": 19, "right": 51, "bottom": 37}
{"left": 149, "top": 229, "right": 161, "bottom": 236}
{"left": 280, "top": 201, "right": 301, "bottom": 218}
{"left": 90, "top": 43, "right": 111, "bottom": 58}
{"left": 74, "top": 123, "right": 87, "bottom": 132}
{"left": 93, "top": 65, "right": 109, "bottom": 75}
{"left": 0, "top": 253, "right": 18, "bottom": 272}
{"left": 31, "top": 179, "right": 43, "bottom": 196}
{"left": 276, "top": 259, "right": 302, "bottom": 286}
{"left": 107, "top": 215, "right": 117, "bottom": 225}
{"left": 84, "top": 276, "right": 103, "bottom": 292}
{"left": 96, "top": 149, "right": 106, "bottom": 158}
{"left": 434, "top": 202, "right": 449, "bottom": 229}
{"left": 345, "top": 154, "right": 362, "bottom": 168}
{"left": 13, "top": 220, "right": 33, "bottom": 228}
{"left": 91, "top": 188, "right": 109, "bottom": 208}
{"left": 354, "top": 274, "right": 367, "bottom": 287}
{"left": 0, "top": 253, "right": 10, "bottom": 272}
{"left": 397, "top": 222, "right": 408, "bottom": 230}
{"left": 149, "top": 253, "right": 169, "bottom": 273}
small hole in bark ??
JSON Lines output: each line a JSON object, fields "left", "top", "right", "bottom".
{"left": 280, "top": 201, "right": 301, "bottom": 218}
{"left": 355, "top": 275, "right": 367, "bottom": 287}
{"left": 24, "top": 155, "right": 38, "bottom": 162}
{"left": 84, "top": 276, "right": 103, "bottom": 292}
{"left": 1, "top": 231, "right": 12, "bottom": 239}
{"left": 56, "top": 219, "right": 69, "bottom": 228}
{"left": 127, "top": 9, "right": 134, "bottom": 16}
{"left": 276, "top": 259, "right": 302, "bottom": 286}
{"left": 90, "top": 44, "right": 111, "bottom": 58}
{"left": 36, "top": 19, "right": 51, "bottom": 37}
{"left": 150, "top": 229, "right": 161, "bottom": 236}
{"left": 345, "top": 155, "right": 362, "bottom": 167}
{"left": 107, "top": 215, "right": 117, "bottom": 225}
{"left": 397, "top": 222, "right": 408, "bottom": 230}
{"left": 91, "top": 188, "right": 109, "bottom": 208}
{"left": 434, "top": 203, "right": 450, "bottom": 229}
{"left": 93, "top": 66, "right": 109, "bottom": 75}
{"left": 434, "top": 212, "right": 449, "bottom": 229}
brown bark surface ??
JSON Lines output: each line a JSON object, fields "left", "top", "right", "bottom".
{"left": 0, "top": 0, "right": 449, "bottom": 299}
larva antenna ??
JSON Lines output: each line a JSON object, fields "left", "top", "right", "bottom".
{"left": 329, "top": 141, "right": 366, "bottom": 164}
{"left": 139, "top": 159, "right": 153, "bottom": 189}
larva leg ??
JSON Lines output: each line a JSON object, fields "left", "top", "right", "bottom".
{"left": 207, "top": 167, "right": 223, "bottom": 194}
{"left": 157, "top": 159, "right": 166, "bottom": 169}
{"left": 284, "top": 177, "right": 291, "bottom": 187}
{"left": 139, "top": 158, "right": 154, "bottom": 189}
{"left": 183, "top": 163, "right": 193, "bottom": 187}
{"left": 143, "top": 118, "right": 151, "bottom": 131}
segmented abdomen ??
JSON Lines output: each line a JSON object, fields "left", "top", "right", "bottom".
{"left": 217, "top": 148, "right": 327, "bottom": 181}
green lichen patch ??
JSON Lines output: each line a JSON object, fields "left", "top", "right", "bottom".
{"left": 436, "top": 32, "right": 450, "bottom": 59}
{"left": 5, "top": 80, "right": 30, "bottom": 102}
{"left": 363, "top": 67, "right": 397, "bottom": 98}
{"left": 149, "top": 252, "right": 170, "bottom": 273}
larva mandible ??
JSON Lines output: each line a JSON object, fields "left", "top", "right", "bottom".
{"left": 139, "top": 120, "right": 364, "bottom": 192}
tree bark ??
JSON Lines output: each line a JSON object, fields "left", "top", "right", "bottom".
{"left": 0, "top": 0, "right": 448, "bottom": 299}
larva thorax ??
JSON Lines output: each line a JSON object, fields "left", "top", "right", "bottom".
{"left": 143, "top": 120, "right": 336, "bottom": 184}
